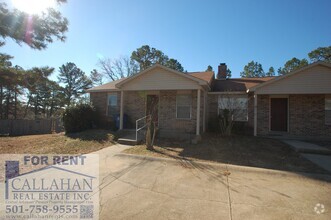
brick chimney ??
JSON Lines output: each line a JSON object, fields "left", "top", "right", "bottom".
{"left": 217, "top": 63, "right": 227, "bottom": 80}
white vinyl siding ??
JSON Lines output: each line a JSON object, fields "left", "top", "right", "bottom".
{"left": 326, "top": 98, "right": 331, "bottom": 125}
{"left": 107, "top": 94, "right": 118, "bottom": 116}
{"left": 218, "top": 96, "right": 248, "bottom": 121}
{"left": 121, "top": 67, "right": 201, "bottom": 90}
{"left": 256, "top": 65, "right": 331, "bottom": 94}
{"left": 176, "top": 94, "right": 192, "bottom": 119}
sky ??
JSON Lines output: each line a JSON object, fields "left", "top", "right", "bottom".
{"left": 2, "top": 0, "right": 331, "bottom": 80}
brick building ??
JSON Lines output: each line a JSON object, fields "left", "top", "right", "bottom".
{"left": 87, "top": 62, "right": 331, "bottom": 139}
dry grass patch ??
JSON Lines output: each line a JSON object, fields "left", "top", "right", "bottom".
{"left": 0, "top": 129, "right": 116, "bottom": 154}
{"left": 124, "top": 134, "right": 328, "bottom": 174}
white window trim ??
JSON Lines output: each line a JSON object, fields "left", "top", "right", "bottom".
{"left": 176, "top": 94, "right": 192, "bottom": 120}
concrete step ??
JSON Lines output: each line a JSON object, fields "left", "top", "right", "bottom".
{"left": 117, "top": 129, "right": 145, "bottom": 146}
{"left": 117, "top": 138, "right": 139, "bottom": 145}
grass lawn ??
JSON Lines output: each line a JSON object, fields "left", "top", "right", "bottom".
{"left": 0, "top": 129, "right": 116, "bottom": 154}
{"left": 124, "top": 134, "right": 328, "bottom": 174}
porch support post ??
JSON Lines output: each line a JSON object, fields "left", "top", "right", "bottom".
{"left": 202, "top": 90, "right": 207, "bottom": 133}
{"left": 119, "top": 90, "right": 124, "bottom": 130}
{"left": 196, "top": 89, "right": 201, "bottom": 136}
{"left": 254, "top": 93, "right": 257, "bottom": 136}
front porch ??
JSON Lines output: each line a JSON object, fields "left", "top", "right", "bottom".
{"left": 118, "top": 89, "right": 206, "bottom": 141}
{"left": 89, "top": 64, "right": 212, "bottom": 143}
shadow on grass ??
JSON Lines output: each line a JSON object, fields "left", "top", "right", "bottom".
{"left": 66, "top": 129, "right": 116, "bottom": 143}
{"left": 148, "top": 134, "right": 330, "bottom": 176}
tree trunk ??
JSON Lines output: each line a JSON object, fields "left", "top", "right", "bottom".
{"left": 24, "top": 96, "right": 31, "bottom": 119}
{"left": 5, "top": 89, "right": 10, "bottom": 119}
{"left": 151, "top": 122, "right": 157, "bottom": 146}
{"left": 49, "top": 91, "right": 55, "bottom": 118}
{"left": 34, "top": 95, "right": 39, "bottom": 119}
{"left": 14, "top": 89, "right": 17, "bottom": 119}
{"left": 146, "top": 120, "right": 154, "bottom": 150}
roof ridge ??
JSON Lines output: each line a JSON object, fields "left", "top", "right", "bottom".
{"left": 188, "top": 71, "right": 213, "bottom": 74}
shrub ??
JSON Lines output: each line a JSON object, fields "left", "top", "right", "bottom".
{"left": 208, "top": 116, "right": 221, "bottom": 132}
{"left": 62, "top": 104, "right": 99, "bottom": 133}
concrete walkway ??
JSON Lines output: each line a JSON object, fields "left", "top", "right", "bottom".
{"left": 96, "top": 145, "right": 331, "bottom": 220}
{"left": 282, "top": 140, "right": 331, "bottom": 154}
{"left": 2, "top": 144, "right": 329, "bottom": 219}
{"left": 282, "top": 140, "right": 331, "bottom": 174}
{"left": 302, "top": 154, "right": 331, "bottom": 173}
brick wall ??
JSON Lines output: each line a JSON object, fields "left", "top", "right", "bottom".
{"left": 257, "top": 95, "right": 269, "bottom": 135}
{"left": 256, "top": 94, "right": 331, "bottom": 137}
{"left": 91, "top": 90, "right": 205, "bottom": 134}
{"left": 159, "top": 90, "right": 197, "bottom": 133}
{"left": 289, "top": 94, "right": 331, "bottom": 136}
{"left": 90, "top": 91, "right": 121, "bottom": 127}
{"left": 123, "top": 91, "right": 146, "bottom": 128}
{"left": 247, "top": 93, "right": 254, "bottom": 128}
{"left": 207, "top": 94, "right": 218, "bottom": 126}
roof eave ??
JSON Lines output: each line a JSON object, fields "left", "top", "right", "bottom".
{"left": 208, "top": 91, "right": 247, "bottom": 94}
{"left": 116, "top": 64, "right": 208, "bottom": 89}
{"left": 249, "top": 61, "right": 331, "bottom": 92}
{"left": 87, "top": 89, "right": 120, "bottom": 93}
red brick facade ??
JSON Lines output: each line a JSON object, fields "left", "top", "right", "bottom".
{"left": 91, "top": 91, "right": 330, "bottom": 137}
{"left": 256, "top": 95, "right": 270, "bottom": 135}
{"left": 91, "top": 90, "right": 204, "bottom": 134}
{"left": 289, "top": 95, "right": 331, "bottom": 136}
{"left": 207, "top": 94, "right": 218, "bottom": 123}
{"left": 257, "top": 94, "right": 331, "bottom": 137}
{"left": 90, "top": 91, "right": 121, "bottom": 127}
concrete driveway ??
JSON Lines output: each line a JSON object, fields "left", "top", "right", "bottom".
{"left": 97, "top": 145, "right": 331, "bottom": 220}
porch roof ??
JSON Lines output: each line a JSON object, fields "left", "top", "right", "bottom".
{"left": 87, "top": 64, "right": 212, "bottom": 92}
{"left": 86, "top": 77, "right": 126, "bottom": 92}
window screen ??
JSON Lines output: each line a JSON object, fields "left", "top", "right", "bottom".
{"left": 108, "top": 94, "right": 118, "bottom": 116}
{"left": 176, "top": 94, "right": 192, "bottom": 119}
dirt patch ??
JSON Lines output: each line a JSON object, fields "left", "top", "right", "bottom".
{"left": 0, "top": 129, "right": 116, "bottom": 154}
{"left": 0, "top": 129, "right": 116, "bottom": 180}
{"left": 124, "top": 134, "right": 328, "bottom": 174}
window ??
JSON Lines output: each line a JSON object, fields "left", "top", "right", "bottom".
{"left": 218, "top": 96, "right": 248, "bottom": 121}
{"left": 326, "top": 97, "right": 331, "bottom": 125}
{"left": 176, "top": 94, "right": 192, "bottom": 119}
{"left": 107, "top": 94, "right": 118, "bottom": 116}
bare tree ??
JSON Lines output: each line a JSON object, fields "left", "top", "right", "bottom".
{"left": 145, "top": 95, "right": 159, "bottom": 150}
{"left": 98, "top": 56, "right": 139, "bottom": 81}
{"left": 218, "top": 95, "right": 248, "bottom": 135}
{"left": 90, "top": 69, "right": 103, "bottom": 86}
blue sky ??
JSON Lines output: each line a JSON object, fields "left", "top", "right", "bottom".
{"left": 2, "top": 0, "right": 331, "bottom": 80}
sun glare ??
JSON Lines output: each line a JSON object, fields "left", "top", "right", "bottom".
{"left": 11, "top": 0, "right": 56, "bottom": 14}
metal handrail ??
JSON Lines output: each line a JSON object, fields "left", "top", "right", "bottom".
{"left": 136, "top": 115, "right": 151, "bottom": 141}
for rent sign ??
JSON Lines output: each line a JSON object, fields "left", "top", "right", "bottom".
{"left": 0, "top": 154, "right": 99, "bottom": 220}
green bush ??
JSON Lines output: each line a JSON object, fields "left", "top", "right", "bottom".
{"left": 62, "top": 104, "right": 99, "bottom": 133}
